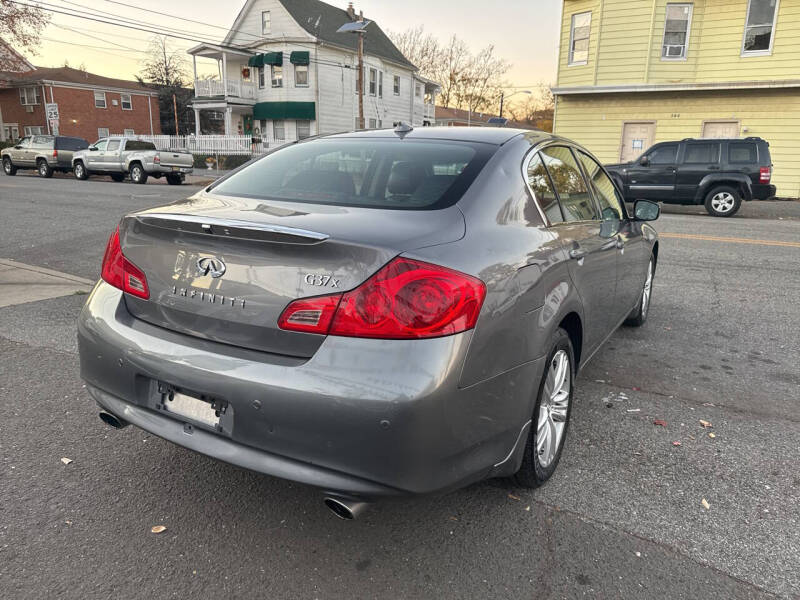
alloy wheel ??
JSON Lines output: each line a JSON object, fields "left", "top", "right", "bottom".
{"left": 3, "top": 160, "right": 10, "bottom": 174}
{"left": 75, "top": 164, "right": 84, "bottom": 178}
{"left": 711, "top": 192, "right": 735, "bottom": 214}
{"left": 537, "top": 349, "right": 571, "bottom": 468}
{"left": 132, "top": 166, "right": 141, "bottom": 182}
{"left": 39, "top": 162, "right": 47, "bottom": 176}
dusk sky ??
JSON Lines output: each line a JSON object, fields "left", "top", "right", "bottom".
{"left": 27, "top": 0, "right": 563, "bottom": 93}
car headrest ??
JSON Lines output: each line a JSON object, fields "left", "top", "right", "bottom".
{"left": 387, "top": 162, "right": 427, "bottom": 195}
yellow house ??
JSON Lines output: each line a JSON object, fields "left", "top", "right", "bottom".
{"left": 552, "top": 0, "right": 800, "bottom": 197}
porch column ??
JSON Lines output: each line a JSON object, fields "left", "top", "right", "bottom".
{"left": 192, "top": 54, "right": 197, "bottom": 87}
{"left": 224, "top": 106, "right": 232, "bottom": 135}
{"left": 222, "top": 52, "right": 228, "bottom": 98}
{"left": 194, "top": 107, "right": 201, "bottom": 136}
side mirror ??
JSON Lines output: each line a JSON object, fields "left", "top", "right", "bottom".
{"left": 89, "top": 146, "right": 98, "bottom": 152}
{"left": 14, "top": 145, "right": 22, "bottom": 150}
{"left": 634, "top": 199, "right": 660, "bottom": 221}
{"left": 639, "top": 156, "right": 650, "bottom": 167}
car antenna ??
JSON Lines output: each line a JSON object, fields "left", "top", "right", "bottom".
{"left": 393, "top": 122, "right": 413, "bottom": 139}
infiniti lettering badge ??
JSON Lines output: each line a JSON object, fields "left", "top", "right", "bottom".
{"left": 197, "top": 256, "right": 226, "bottom": 278}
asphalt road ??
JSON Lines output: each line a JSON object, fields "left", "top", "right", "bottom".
{"left": 1, "top": 173, "right": 799, "bottom": 599}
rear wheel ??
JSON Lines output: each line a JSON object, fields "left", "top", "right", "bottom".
{"left": 513, "top": 328, "right": 574, "bottom": 488}
{"left": 110, "top": 173, "right": 125, "bottom": 182}
{"left": 37, "top": 159, "right": 53, "bottom": 178}
{"left": 130, "top": 164, "right": 148, "bottom": 184}
{"left": 166, "top": 173, "right": 183, "bottom": 185}
{"left": 73, "top": 161, "right": 89, "bottom": 180}
{"left": 2, "top": 157, "right": 16, "bottom": 176}
{"left": 704, "top": 186, "right": 741, "bottom": 217}
{"left": 625, "top": 255, "right": 654, "bottom": 327}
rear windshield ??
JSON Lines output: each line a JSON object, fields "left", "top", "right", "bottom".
{"left": 125, "top": 140, "right": 157, "bottom": 151}
{"left": 55, "top": 137, "right": 88, "bottom": 150}
{"left": 210, "top": 138, "right": 495, "bottom": 209}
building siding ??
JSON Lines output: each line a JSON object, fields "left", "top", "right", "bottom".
{"left": 554, "top": 88, "right": 800, "bottom": 196}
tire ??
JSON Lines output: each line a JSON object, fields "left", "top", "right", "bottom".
{"left": 73, "top": 161, "right": 89, "bottom": 180}
{"left": 37, "top": 159, "right": 53, "bottom": 178}
{"left": 513, "top": 328, "right": 574, "bottom": 488}
{"left": 625, "top": 255, "right": 654, "bottom": 327}
{"left": 130, "top": 163, "right": 148, "bottom": 184}
{"left": 166, "top": 173, "right": 183, "bottom": 185}
{"left": 2, "top": 157, "right": 16, "bottom": 176}
{"left": 110, "top": 173, "right": 125, "bottom": 182}
{"left": 704, "top": 185, "right": 741, "bottom": 217}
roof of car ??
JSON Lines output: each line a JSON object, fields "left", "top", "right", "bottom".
{"left": 326, "top": 126, "right": 553, "bottom": 145}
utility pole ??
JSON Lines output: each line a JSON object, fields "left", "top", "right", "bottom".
{"left": 172, "top": 93, "right": 179, "bottom": 135}
{"left": 357, "top": 27, "right": 364, "bottom": 129}
{"left": 499, "top": 92, "right": 505, "bottom": 118}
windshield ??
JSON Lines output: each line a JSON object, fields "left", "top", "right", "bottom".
{"left": 210, "top": 138, "right": 495, "bottom": 210}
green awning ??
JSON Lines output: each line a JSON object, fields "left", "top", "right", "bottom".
{"left": 247, "top": 54, "right": 264, "bottom": 67}
{"left": 290, "top": 51, "right": 310, "bottom": 65}
{"left": 253, "top": 101, "right": 316, "bottom": 120}
{"left": 262, "top": 52, "right": 283, "bottom": 66}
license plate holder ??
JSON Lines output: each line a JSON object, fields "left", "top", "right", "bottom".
{"left": 171, "top": 166, "right": 180, "bottom": 172}
{"left": 155, "top": 383, "right": 232, "bottom": 434}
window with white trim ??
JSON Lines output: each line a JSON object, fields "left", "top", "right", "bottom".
{"left": 742, "top": 0, "right": 779, "bottom": 54}
{"left": 262, "top": 11, "right": 271, "bottom": 35}
{"left": 271, "top": 65, "right": 283, "bottom": 87}
{"left": 368, "top": 118, "right": 376, "bottom": 129}
{"left": 120, "top": 94, "right": 132, "bottom": 110}
{"left": 98, "top": 127, "right": 110, "bottom": 138}
{"left": 569, "top": 12, "right": 592, "bottom": 65}
{"left": 369, "top": 68, "right": 377, "bottom": 96}
{"left": 415, "top": 84, "right": 421, "bottom": 98}
{"left": 378, "top": 71, "right": 383, "bottom": 98}
{"left": 19, "top": 87, "right": 41, "bottom": 105}
{"left": 393, "top": 75, "right": 400, "bottom": 95}
{"left": 123, "top": 128, "right": 135, "bottom": 136}
{"left": 662, "top": 4, "right": 693, "bottom": 59}
{"left": 258, "top": 67, "right": 265, "bottom": 89}
{"left": 273, "top": 120, "right": 285, "bottom": 141}
{"left": 94, "top": 91, "right": 107, "bottom": 109}
{"left": 295, "top": 64, "right": 308, "bottom": 86}
{"left": 296, "top": 120, "right": 311, "bottom": 139}
{"left": 24, "top": 126, "right": 44, "bottom": 135}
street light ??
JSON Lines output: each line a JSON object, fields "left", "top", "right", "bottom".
{"left": 337, "top": 18, "right": 371, "bottom": 130}
{"left": 498, "top": 89, "right": 531, "bottom": 118}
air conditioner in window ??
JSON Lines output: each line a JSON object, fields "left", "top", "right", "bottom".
{"left": 25, "top": 105, "right": 34, "bottom": 113}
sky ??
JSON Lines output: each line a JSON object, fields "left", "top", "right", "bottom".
{"left": 24, "top": 0, "right": 562, "bottom": 93}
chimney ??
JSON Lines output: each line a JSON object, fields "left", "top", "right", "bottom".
{"left": 346, "top": 2, "right": 356, "bottom": 21}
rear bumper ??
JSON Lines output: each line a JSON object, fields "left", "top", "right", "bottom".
{"left": 147, "top": 164, "right": 193, "bottom": 175}
{"left": 751, "top": 183, "right": 776, "bottom": 200}
{"left": 78, "top": 282, "right": 542, "bottom": 498}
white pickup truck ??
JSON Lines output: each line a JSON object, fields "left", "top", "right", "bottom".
{"left": 72, "top": 137, "right": 194, "bottom": 185}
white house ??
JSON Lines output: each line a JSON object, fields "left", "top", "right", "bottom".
{"left": 187, "top": 0, "right": 439, "bottom": 144}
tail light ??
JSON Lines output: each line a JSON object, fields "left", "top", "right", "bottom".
{"left": 101, "top": 226, "right": 149, "bottom": 299}
{"left": 52, "top": 149, "right": 58, "bottom": 159}
{"left": 759, "top": 167, "right": 771, "bottom": 184}
{"left": 153, "top": 155, "right": 160, "bottom": 164}
{"left": 278, "top": 258, "right": 486, "bottom": 339}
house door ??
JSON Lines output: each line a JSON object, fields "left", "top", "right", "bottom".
{"left": 702, "top": 121, "right": 740, "bottom": 138}
{"left": 620, "top": 122, "right": 656, "bottom": 162}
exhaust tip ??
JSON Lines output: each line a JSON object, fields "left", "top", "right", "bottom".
{"left": 323, "top": 496, "right": 368, "bottom": 520}
{"left": 99, "top": 411, "right": 128, "bottom": 429}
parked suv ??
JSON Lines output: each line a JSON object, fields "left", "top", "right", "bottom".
{"left": 2, "top": 135, "right": 89, "bottom": 178}
{"left": 605, "top": 137, "right": 775, "bottom": 217}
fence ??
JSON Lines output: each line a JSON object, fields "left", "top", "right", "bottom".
{"left": 113, "top": 134, "right": 268, "bottom": 156}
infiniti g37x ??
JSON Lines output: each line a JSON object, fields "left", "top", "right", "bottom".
{"left": 78, "top": 126, "right": 660, "bottom": 519}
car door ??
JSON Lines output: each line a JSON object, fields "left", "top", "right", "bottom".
{"left": 539, "top": 145, "right": 618, "bottom": 353}
{"left": 624, "top": 142, "right": 678, "bottom": 201}
{"left": 675, "top": 141, "right": 721, "bottom": 201}
{"left": 12, "top": 136, "right": 33, "bottom": 166}
{"left": 104, "top": 139, "right": 122, "bottom": 171}
{"left": 87, "top": 139, "right": 108, "bottom": 170}
{"left": 577, "top": 150, "right": 647, "bottom": 324}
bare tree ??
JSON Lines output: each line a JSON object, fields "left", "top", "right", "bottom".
{"left": 138, "top": 36, "right": 194, "bottom": 135}
{"left": 506, "top": 83, "right": 555, "bottom": 131}
{"left": 388, "top": 27, "right": 511, "bottom": 112}
{"left": 0, "top": 0, "right": 50, "bottom": 60}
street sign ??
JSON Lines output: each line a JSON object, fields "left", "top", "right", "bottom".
{"left": 45, "top": 103, "right": 59, "bottom": 121}
{"left": 49, "top": 119, "right": 59, "bottom": 135}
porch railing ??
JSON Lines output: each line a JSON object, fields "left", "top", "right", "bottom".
{"left": 194, "top": 79, "right": 256, "bottom": 99}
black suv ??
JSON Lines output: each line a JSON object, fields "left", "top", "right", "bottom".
{"left": 2, "top": 135, "right": 89, "bottom": 178}
{"left": 605, "top": 137, "right": 775, "bottom": 217}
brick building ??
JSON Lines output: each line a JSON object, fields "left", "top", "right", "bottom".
{"left": 0, "top": 66, "right": 161, "bottom": 142}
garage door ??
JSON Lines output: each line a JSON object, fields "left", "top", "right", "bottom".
{"left": 702, "top": 121, "right": 740, "bottom": 138}
{"left": 620, "top": 122, "right": 656, "bottom": 162}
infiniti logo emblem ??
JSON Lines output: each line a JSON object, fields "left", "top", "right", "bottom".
{"left": 196, "top": 256, "right": 226, "bottom": 278}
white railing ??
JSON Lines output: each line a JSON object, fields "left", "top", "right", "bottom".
{"left": 195, "top": 79, "right": 256, "bottom": 99}
{"left": 424, "top": 103, "right": 435, "bottom": 120}
{"left": 115, "top": 134, "right": 268, "bottom": 155}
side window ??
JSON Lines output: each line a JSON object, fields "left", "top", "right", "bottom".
{"left": 107, "top": 140, "right": 121, "bottom": 152}
{"left": 729, "top": 142, "right": 757, "bottom": 164}
{"left": 32, "top": 136, "right": 51, "bottom": 148}
{"left": 18, "top": 137, "right": 32, "bottom": 148}
{"left": 94, "top": 140, "right": 109, "bottom": 152}
{"left": 647, "top": 144, "right": 678, "bottom": 165}
{"left": 540, "top": 146, "right": 598, "bottom": 222}
{"left": 569, "top": 12, "right": 592, "bottom": 65}
{"left": 684, "top": 143, "right": 719, "bottom": 164}
{"left": 578, "top": 151, "right": 624, "bottom": 222}
{"left": 526, "top": 152, "right": 563, "bottom": 224}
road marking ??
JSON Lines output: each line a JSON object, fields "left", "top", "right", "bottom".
{"left": 659, "top": 232, "right": 800, "bottom": 249}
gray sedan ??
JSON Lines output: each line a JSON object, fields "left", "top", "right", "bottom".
{"left": 77, "top": 126, "right": 660, "bottom": 519}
